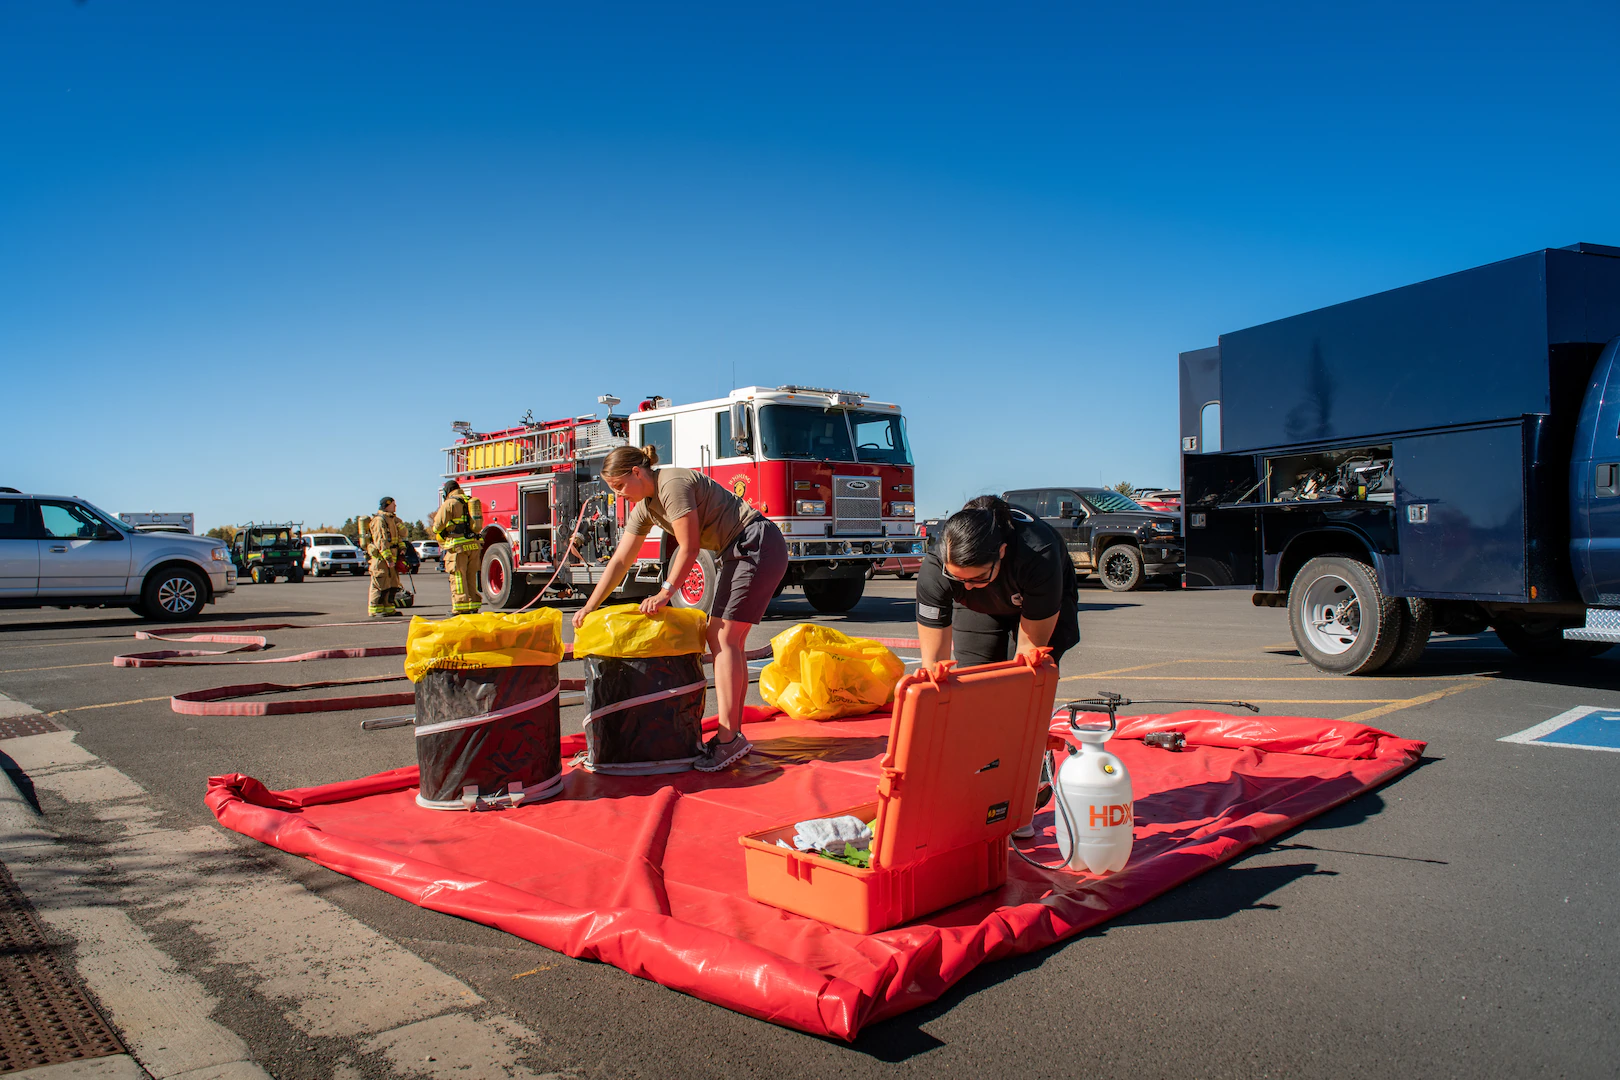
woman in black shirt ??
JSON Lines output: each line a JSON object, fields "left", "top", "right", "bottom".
{"left": 915, "top": 496, "right": 1080, "bottom": 668}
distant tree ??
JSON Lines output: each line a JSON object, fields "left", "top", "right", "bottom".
{"left": 1112, "top": 481, "right": 1137, "bottom": 497}
{"left": 204, "top": 525, "right": 237, "bottom": 543}
{"left": 406, "top": 519, "right": 432, "bottom": 540}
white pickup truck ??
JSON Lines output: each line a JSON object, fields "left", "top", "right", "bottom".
{"left": 301, "top": 533, "right": 367, "bottom": 577}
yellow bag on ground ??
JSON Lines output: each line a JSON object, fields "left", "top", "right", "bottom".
{"left": 759, "top": 623, "right": 905, "bottom": 721}
{"left": 572, "top": 605, "right": 709, "bottom": 659}
{"left": 405, "top": 609, "right": 565, "bottom": 682}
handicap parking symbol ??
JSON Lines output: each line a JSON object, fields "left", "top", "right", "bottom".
{"left": 1500, "top": 707, "right": 1620, "bottom": 753}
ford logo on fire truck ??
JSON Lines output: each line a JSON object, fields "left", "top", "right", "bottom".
{"left": 844, "top": 480, "right": 871, "bottom": 491}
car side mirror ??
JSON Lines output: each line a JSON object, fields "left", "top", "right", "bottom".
{"left": 95, "top": 526, "right": 122, "bottom": 541}
{"left": 730, "top": 401, "right": 752, "bottom": 455}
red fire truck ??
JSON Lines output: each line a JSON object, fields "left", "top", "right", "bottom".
{"left": 441, "top": 386, "right": 921, "bottom": 614}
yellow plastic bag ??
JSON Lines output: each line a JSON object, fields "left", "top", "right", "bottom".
{"left": 759, "top": 623, "right": 905, "bottom": 721}
{"left": 405, "top": 609, "right": 565, "bottom": 682}
{"left": 572, "top": 605, "right": 709, "bottom": 659}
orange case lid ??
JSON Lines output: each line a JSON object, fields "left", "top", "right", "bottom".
{"left": 872, "top": 650, "right": 1059, "bottom": 869}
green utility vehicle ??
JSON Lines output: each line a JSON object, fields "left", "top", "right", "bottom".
{"left": 231, "top": 522, "right": 306, "bottom": 584}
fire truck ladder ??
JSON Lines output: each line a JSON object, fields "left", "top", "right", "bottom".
{"left": 443, "top": 427, "right": 574, "bottom": 478}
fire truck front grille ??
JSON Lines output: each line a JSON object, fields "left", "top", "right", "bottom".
{"left": 832, "top": 476, "right": 882, "bottom": 534}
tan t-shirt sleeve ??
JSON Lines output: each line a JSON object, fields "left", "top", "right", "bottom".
{"left": 625, "top": 499, "right": 653, "bottom": 536}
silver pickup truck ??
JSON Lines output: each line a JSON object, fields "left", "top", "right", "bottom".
{"left": 0, "top": 489, "right": 236, "bottom": 620}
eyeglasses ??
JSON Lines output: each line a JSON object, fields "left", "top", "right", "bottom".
{"left": 942, "top": 556, "right": 999, "bottom": 586}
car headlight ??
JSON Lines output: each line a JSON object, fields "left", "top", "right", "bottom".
{"left": 1151, "top": 522, "right": 1177, "bottom": 535}
{"left": 890, "top": 502, "right": 915, "bottom": 517}
{"left": 210, "top": 547, "right": 228, "bottom": 562}
{"left": 796, "top": 500, "right": 827, "bottom": 516}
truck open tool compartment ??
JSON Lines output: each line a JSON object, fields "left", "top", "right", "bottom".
{"left": 739, "top": 651, "right": 1060, "bottom": 933}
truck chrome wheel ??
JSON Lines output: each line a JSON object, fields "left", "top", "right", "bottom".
{"left": 1299, "top": 574, "right": 1360, "bottom": 655}
{"left": 1287, "top": 556, "right": 1404, "bottom": 675}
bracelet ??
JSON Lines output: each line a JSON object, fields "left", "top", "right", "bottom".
{"left": 663, "top": 580, "right": 679, "bottom": 593}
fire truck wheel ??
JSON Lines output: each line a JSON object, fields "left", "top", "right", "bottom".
{"left": 480, "top": 542, "right": 535, "bottom": 610}
{"left": 804, "top": 578, "right": 864, "bottom": 614}
{"left": 669, "top": 551, "right": 717, "bottom": 612}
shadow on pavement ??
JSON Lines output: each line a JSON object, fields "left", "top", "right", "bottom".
{"left": 849, "top": 756, "right": 1445, "bottom": 1061}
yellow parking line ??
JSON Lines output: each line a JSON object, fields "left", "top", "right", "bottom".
{"left": 1059, "top": 661, "right": 1178, "bottom": 682}
{"left": 44, "top": 696, "right": 173, "bottom": 715}
{"left": 1337, "top": 681, "right": 1479, "bottom": 723}
{"left": 0, "top": 639, "right": 114, "bottom": 651}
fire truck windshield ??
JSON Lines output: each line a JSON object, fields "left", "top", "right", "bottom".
{"left": 756, "top": 405, "right": 912, "bottom": 465}
{"left": 846, "top": 410, "right": 911, "bottom": 465}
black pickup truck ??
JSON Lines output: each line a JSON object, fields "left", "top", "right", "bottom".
{"left": 1003, "top": 486, "right": 1183, "bottom": 591}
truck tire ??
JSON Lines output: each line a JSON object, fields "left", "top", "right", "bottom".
{"left": 1287, "top": 556, "right": 1404, "bottom": 675}
{"left": 1382, "top": 598, "right": 1433, "bottom": 673}
{"left": 1492, "top": 621, "right": 1611, "bottom": 662}
{"left": 669, "top": 551, "right": 718, "bottom": 612}
{"left": 804, "top": 578, "right": 864, "bottom": 613}
{"left": 481, "top": 542, "right": 534, "bottom": 610}
{"left": 1098, "top": 544, "right": 1145, "bottom": 592}
{"left": 141, "top": 566, "right": 208, "bottom": 622}
{"left": 289, "top": 567, "right": 305, "bottom": 583}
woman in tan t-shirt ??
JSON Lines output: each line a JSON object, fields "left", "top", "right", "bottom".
{"left": 573, "top": 444, "right": 788, "bottom": 772}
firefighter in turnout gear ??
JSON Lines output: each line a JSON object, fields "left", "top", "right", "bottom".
{"left": 366, "top": 497, "right": 409, "bottom": 617}
{"left": 433, "top": 480, "right": 483, "bottom": 615}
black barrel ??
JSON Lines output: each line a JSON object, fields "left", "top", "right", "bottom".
{"left": 415, "top": 665, "right": 562, "bottom": 810}
{"left": 582, "top": 654, "right": 706, "bottom": 774}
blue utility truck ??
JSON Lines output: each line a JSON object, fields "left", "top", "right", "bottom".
{"left": 1179, "top": 243, "right": 1620, "bottom": 673}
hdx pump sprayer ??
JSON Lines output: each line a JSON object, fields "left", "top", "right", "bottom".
{"left": 1019, "top": 694, "right": 1258, "bottom": 874}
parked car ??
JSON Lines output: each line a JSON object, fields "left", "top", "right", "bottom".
{"left": 301, "top": 533, "right": 367, "bottom": 577}
{"left": 866, "top": 556, "right": 920, "bottom": 579}
{"left": 1003, "top": 486, "right": 1183, "bottom": 592}
{"left": 412, "top": 539, "right": 444, "bottom": 572}
{"left": 1133, "top": 489, "right": 1182, "bottom": 514}
{"left": 0, "top": 489, "right": 235, "bottom": 619}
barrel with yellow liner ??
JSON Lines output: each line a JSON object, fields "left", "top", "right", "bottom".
{"left": 407, "top": 610, "right": 567, "bottom": 810}
{"left": 574, "top": 606, "right": 709, "bottom": 774}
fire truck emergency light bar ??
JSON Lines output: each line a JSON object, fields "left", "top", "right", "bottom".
{"left": 776, "top": 385, "right": 869, "bottom": 405}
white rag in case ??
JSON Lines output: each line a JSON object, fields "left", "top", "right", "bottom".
{"left": 790, "top": 815, "right": 872, "bottom": 855}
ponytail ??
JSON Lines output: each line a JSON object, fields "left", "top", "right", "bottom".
{"left": 602, "top": 444, "right": 660, "bottom": 479}
{"left": 942, "top": 495, "right": 1014, "bottom": 568}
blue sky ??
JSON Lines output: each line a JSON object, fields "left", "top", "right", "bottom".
{"left": 4, "top": 1, "right": 1619, "bottom": 528}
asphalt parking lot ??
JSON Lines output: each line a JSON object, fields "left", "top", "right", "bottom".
{"left": 0, "top": 573, "right": 1616, "bottom": 1079}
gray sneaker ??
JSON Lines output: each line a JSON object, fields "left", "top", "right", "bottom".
{"left": 694, "top": 732, "right": 753, "bottom": 773}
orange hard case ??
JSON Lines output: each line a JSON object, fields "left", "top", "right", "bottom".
{"left": 739, "top": 650, "right": 1060, "bottom": 934}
